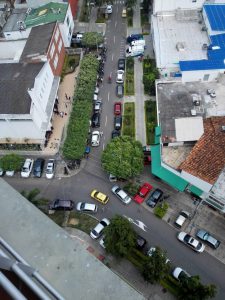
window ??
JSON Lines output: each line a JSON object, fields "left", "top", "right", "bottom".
{"left": 55, "top": 29, "right": 59, "bottom": 42}
{"left": 66, "top": 16, "right": 70, "bottom": 26}
{"left": 50, "top": 43, "right": 55, "bottom": 58}
{"left": 58, "top": 39, "right": 62, "bottom": 52}
{"left": 53, "top": 54, "right": 59, "bottom": 69}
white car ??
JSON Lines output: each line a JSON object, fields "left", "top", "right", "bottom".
{"left": 94, "top": 87, "right": 99, "bottom": 95}
{"left": 174, "top": 210, "right": 190, "bottom": 228}
{"left": 21, "top": 158, "right": 34, "bottom": 178}
{"left": 6, "top": 170, "right": 15, "bottom": 177}
{"left": 177, "top": 232, "right": 205, "bottom": 253}
{"left": 173, "top": 267, "right": 190, "bottom": 281}
{"left": 105, "top": 4, "right": 112, "bottom": 14}
{"left": 46, "top": 159, "right": 55, "bottom": 179}
{"left": 116, "top": 70, "right": 124, "bottom": 84}
{"left": 111, "top": 185, "right": 131, "bottom": 204}
{"left": 90, "top": 218, "right": 110, "bottom": 239}
{"left": 94, "top": 100, "right": 102, "bottom": 112}
{"left": 91, "top": 131, "right": 100, "bottom": 146}
{"left": 76, "top": 202, "right": 97, "bottom": 213}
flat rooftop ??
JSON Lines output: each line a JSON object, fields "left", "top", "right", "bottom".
{"left": 152, "top": 11, "right": 209, "bottom": 70}
{"left": 3, "top": 8, "right": 27, "bottom": 32}
{"left": 0, "top": 40, "right": 26, "bottom": 62}
{"left": 0, "top": 179, "right": 145, "bottom": 300}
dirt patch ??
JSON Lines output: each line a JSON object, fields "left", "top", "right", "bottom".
{"left": 69, "top": 218, "right": 79, "bottom": 225}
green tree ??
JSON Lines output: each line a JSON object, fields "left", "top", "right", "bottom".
{"left": 101, "top": 136, "right": 144, "bottom": 180}
{"left": 104, "top": 215, "right": 136, "bottom": 257}
{"left": 0, "top": 154, "right": 24, "bottom": 171}
{"left": 126, "top": 0, "right": 137, "bottom": 8}
{"left": 142, "top": 247, "right": 170, "bottom": 284}
{"left": 82, "top": 32, "right": 104, "bottom": 48}
{"left": 178, "top": 276, "right": 217, "bottom": 300}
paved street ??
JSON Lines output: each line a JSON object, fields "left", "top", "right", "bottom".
{"left": 2, "top": 2, "right": 225, "bottom": 300}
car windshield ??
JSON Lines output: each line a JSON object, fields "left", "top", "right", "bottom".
{"left": 100, "top": 220, "right": 107, "bottom": 227}
{"left": 22, "top": 167, "right": 28, "bottom": 172}
{"left": 184, "top": 234, "right": 191, "bottom": 243}
{"left": 80, "top": 203, "right": 85, "bottom": 209}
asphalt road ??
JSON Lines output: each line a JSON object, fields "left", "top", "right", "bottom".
{"left": 4, "top": 4, "right": 225, "bottom": 300}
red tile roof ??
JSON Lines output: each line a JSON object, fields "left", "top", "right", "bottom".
{"left": 179, "top": 117, "right": 225, "bottom": 184}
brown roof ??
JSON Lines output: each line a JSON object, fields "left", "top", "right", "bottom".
{"left": 179, "top": 117, "right": 225, "bottom": 184}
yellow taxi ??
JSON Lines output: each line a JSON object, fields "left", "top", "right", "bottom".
{"left": 122, "top": 8, "right": 127, "bottom": 18}
{"left": 91, "top": 189, "right": 109, "bottom": 204}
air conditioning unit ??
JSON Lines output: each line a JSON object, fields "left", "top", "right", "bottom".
{"left": 221, "top": 126, "right": 225, "bottom": 131}
{"left": 191, "top": 109, "right": 197, "bottom": 116}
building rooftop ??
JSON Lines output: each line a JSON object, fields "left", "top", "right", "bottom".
{"left": 0, "top": 62, "right": 44, "bottom": 114}
{"left": 0, "top": 179, "right": 145, "bottom": 300}
{"left": 204, "top": 4, "right": 225, "bottom": 31}
{"left": 0, "top": 40, "right": 26, "bottom": 62}
{"left": 152, "top": 12, "right": 209, "bottom": 70}
{"left": 175, "top": 117, "right": 204, "bottom": 142}
{"left": 179, "top": 59, "right": 225, "bottom": 71}
{"left": 20, "top": 22, "right": 56, "bottom": 61}
{"left": 179, "top": 117, "right": 225, "bottom": 185}
{"left": 3, "top": 8, "right": 27, "bottom": 32}
{"left": 25, "top": 2, "right": 68, "bottom": 28}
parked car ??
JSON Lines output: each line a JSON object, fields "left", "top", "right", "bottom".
{"left": 6, "top": 170, "right": 15, "bottom": 177}
{"left": 172, "top": 267, "right": 190, "bottom": 281}
{"left": 127, "top": 34, "right": 144, "bottom": 44}
{"left": 111, "top": 130, "right": 120, "bottom": 139}
{"left": 118, "top": 58, "right": 125, "bottom": 70}
{"left": 136, "top": 235, "right": 147, "bottom": 250}
{"left": 94, "top": 100, "right": 102, "bottom": 112}
{"left": 21, "top": 158, "right": 34, "bottom": 178}
{"left": 147, "top": 247, "right": 170, "bottom": 264}
{"left": 0, "top": 168, "right": 4, "bottom": 176}
{"left": 177, "top": 232, "right": 205, "bottom": 253}
{"left": 90, "top": 218, "right": 110, "bottom": 239}
{"left": 111, "top": 185, "right": 132, "bottom": 204}
{"left": 94, "top": 86, "right": 99, "bottom": 95}
{"left": 109, "top": 173, "right": 117, "bottom": 182}
{"left": 114, "top": 102, "right": 122, "bottom": 115}
{"left": 114, "top": 115, "right": 122, "bottom": 130}
{"left": 116, "top": 70, "right": 124, "bottom": 84}
{"left": 91, "top": 189, "right": 109, "bottom": 204}
{"left": 133, "top": 182, "right": 153, "bottom": 204}
{"left": 91, "top": 131, "right": 100, "bottom": 147}
{"left": 76, "top": 202, "right": 98, "bottom": 213}
{"left": 33, "top": 158, "right": 45, "bottom": 178}
{"left": 122, "top": 8, "right": 127, "bottom": 18}
{"left": 146, "top": 188, "right": 163, "bottom": 208}
{"left": 105, "top": 4, "right": 112, "bottom": 14}
{"left": 46, "top": 159, "right": 55, "bottom": 179}
{"left": 174, "top": 210, "right": 190, "bottom": 228}
{"left": 92, "top": 113, "right": 101, "bottom": 127}
{"left": 116, "top": 85, "right": 124, "bottom": 97}
{"left": 49, "top": 199, "right": 74, "bottom": 211}
{"left": 196, "top": 229, "right": 220, "bottom": 249}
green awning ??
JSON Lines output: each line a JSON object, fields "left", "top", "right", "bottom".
{"left": 189, "top": 185, "right": 203, "bottom": 197}
{"left": 151, "top": 144, "right": 188, "bottom": 192}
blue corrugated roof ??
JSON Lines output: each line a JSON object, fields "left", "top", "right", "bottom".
{"left": 210, "top": 34, "right": 225, "bottom": 48}
{"left": 179, "top": 59, "right": 225, "bottom": 71}
{"left": 208, "top": 48, "right": 225, "bottom": 60}
{"left": 204, "top": 4, "right": 225, "bottom": 31}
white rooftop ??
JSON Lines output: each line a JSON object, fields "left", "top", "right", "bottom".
{"left": 0, "top": 40, "right": 26, "bottom": 62}
{"left": 152, "top": 12, "right": 209, "bottom": 70}
{"left": 175, "top": 117, "right": 204, "bottom": 141}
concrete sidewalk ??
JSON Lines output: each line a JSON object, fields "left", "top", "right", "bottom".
{"left": 66, "top": 227, "right": 175, "bottom": 300}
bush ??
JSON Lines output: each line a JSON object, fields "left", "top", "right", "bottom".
{"left": 125, "top": 57, "right": 135, "bottom": 95}
{"left": 126, "top": 248, "right": 147, "bottom": 270}
{"left": 122, "top": 102, "right": 135, "bottom": 137}
{"left": 145, "top": 100, "right": 157, "bottom": 144}
{"left": 154, "top": 202, "right": 169, "bottom": 219}
{"left": 142, "top": 57, "right": 159, "bottom": 95}
{"left": 123, "top": 182, "right": 139, "bottom": 196}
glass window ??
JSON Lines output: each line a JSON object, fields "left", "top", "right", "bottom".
{"left": 53, "top": 54, "right": 59, "bottom": 69}
{"left": 50, "top": 43, "right": 55, "bottom": 58}
{"left": 58, "top": 39, "right": 62, "bottom": 52}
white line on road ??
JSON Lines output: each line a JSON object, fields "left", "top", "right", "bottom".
{"left": 115, "top": 21, "right": 117, "bottom": 28}
{"left": 114, "top": 35, "right": 115, "bottom": 44}
{"left": 108, "top": 92, "right": 110, "bottom": 102}
{"left": 105, "top": 115, "right": 107, "bottom": 126}
{"left": 103, "top": 143, "right": 105, "bottom": 151}
{"left": 112, "top": 53, "right": 114, "bottom": 61}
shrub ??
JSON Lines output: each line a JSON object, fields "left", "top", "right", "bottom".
{"left": 123, "top": 182, "right": 139, "bottom": 196}
{"left": 154, "top": 202, "right": 169, "bottom": 219}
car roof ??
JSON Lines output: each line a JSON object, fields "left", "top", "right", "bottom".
{"left": 117, "top": 189, "right": 128, "bottom": 199}
{"left": 97, "top": 192, "right": 107, "bottom": 200}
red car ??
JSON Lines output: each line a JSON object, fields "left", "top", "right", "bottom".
{"left": 114, "top": 102, "right": 122, "bottom": 115}
{"left": 133, "top": 182, "right": 153, "bottom": 204}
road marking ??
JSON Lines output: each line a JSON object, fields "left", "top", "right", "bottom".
{"left": 105, "top": 115, "right": 107, "bottom": 126}
{"left": 114, "top": 35, "right": 115, "bottom": 44}
{"left": 112, "top": 53, "right": 114, "bottom": 61}
{"left": 117, "top": 6, "right": 118, "bottom": 13}
{"left": 115, "top": 21, "right": 117, "bottom": 28}
{"left": 123, "top": 215, "right": 148, "bottom": 232}
{"left": 108, "top": 92, "right": 110, "bottom": 102}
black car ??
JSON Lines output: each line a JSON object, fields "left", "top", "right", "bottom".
{"left": 118, "top": 58, "right": 125, "bottom": 70}
{"left": 49, "top": 199, "right": 74, "bottom": 211}
{"left": 114, "top": 116, "right": 122, "bottom": 130}
{"left": 127, "top": 34, "right": 143, "bottom": 44}
{"left": 112, "top": 130, "right": 121, "bottom": 139}
{"left": 136, "top": 235, "right": 147, "bottom": 250}
{"left": 116, "top": 85, "right": 124, "bottom": 98}
{"left": 92, "top": 113, "right": 101, "bottom": 127}
{"left": 146, "top": 188, "right": 164, "bottom": 208}
{"left": 33, "top": 158, "right": 45, "bottom": 178}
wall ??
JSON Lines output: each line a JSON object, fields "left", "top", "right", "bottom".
{"left": 3, "top": 28, "right": 31, "bottom": 40}
{"left": 181, "top": 170, "right": 212, "bottom": 192}
{"left": 181, "top": 68, "right": 222, "bottom": 82}
{"left": 59, "top": 4, "right": 74, "bottom": 47}
{"left": 153, "top": 0, "right": 205, "bottom": 14}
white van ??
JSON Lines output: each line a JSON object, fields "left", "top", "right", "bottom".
{"left": 131, "top": 39, "right": 145, "bottom": 47}
{"left": 126, "top": 45, "right": 144, "bottom": 57}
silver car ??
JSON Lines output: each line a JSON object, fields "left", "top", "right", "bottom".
{"left": 111, "top": 185, "right": 131, "bottom": 204}
{"left": 196, "top": 229, "right": 220, "bottom": 249}
{"left": 76, "top": 202, "right": 97, "bottom": 213}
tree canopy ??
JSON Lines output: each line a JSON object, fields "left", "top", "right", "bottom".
{"left": 126, "top": 0, "right": 137, "bottom": 8}
{"left": 0, "top": 154, "right": 24, "bottom": 171}
{"left": 101, "top": 136, "right": 144, "bottom": 179}
{"left": 82, "top": 32, "right": 104, "bottom": 48}
{"left": 104, "top": 215, "right": 136, "bottom": 257}
{"left": 178, "top": 275, "right": 217, "bottom": 300}
{"left": 142, "top": 247, "right": 170, "bottom": 284}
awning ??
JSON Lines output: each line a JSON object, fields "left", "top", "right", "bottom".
{"left": 189, "top": 185, "right": 203, "bottom": 197}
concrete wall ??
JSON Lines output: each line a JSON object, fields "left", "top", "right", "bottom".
{"left": 153, "top": 0, "right": 205, "bottom": 14}
{"left": 3, "top": 27, "right": 31, "bottom": 40}
{"left": 181, "top": 170, "right": 212, "bottom": 192}
{"left": 59, "top": 4, "right": 74, "bottom": 47}
{"left": 181, "top": 68, "right": 222, "bottom": 82}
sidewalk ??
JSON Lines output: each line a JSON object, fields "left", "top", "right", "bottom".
{"left": 66, "top": 227, "right": 175, "bottom": 300}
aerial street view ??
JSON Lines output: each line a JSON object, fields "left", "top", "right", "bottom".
{"left": 1, "top": 0, "right": 225, "bottom": 299}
